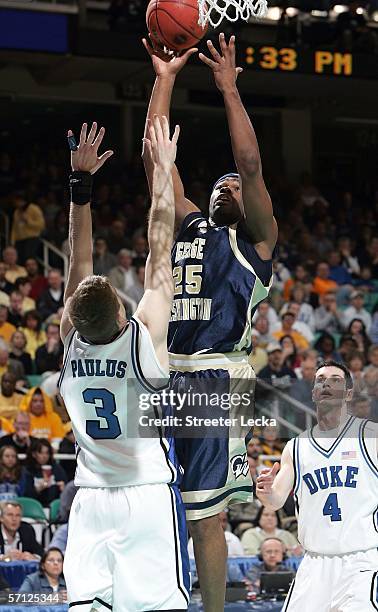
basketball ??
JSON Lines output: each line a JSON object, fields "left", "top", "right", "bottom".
{"left": 146, "top": 0, "right": 208, "bottom": 53}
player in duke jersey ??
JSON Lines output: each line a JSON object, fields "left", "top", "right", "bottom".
{"left": 257, "top": 361, "right": 378, "bottom": 611}
{"left": 59, "top": 117, "right": 190, "bottom": 611}
{"left": 142, "top": 34, "right": 277, "bottom": 610}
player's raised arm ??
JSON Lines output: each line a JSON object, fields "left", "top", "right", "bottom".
{"left": 60, "top": 122, "right": 113, "bottom": 341}
{"left": 256, "top": 441, "right": 295, "bottom": 510}
{"left": 199, "top": 34, "right": 277, "bottom": 258}
{"left": 141, "top": 39, "right": 199, "bottom": 227}
{"left": 136, "top": 115, "right": 179, "bottom": 370}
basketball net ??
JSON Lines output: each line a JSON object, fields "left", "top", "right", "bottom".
{"left": 198, "top": 0, "right": 268, "bottom": 28}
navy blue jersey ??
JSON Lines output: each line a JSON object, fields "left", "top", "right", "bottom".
{"left": 168, "top": 213, "right": 273, "bottom": 355}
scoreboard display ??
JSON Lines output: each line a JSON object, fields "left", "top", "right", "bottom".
{"left": 243, "top": 44, "right": 378, "bottom": 79}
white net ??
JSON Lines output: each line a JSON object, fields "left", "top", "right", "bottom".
{"left": 198, "top": 0, "right": 268, "bottom": 28}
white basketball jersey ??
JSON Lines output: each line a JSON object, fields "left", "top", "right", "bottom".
{"left": 59, "top": 315, "right": 178, "bottom": 488}
{"left": 291, "top": 416, "right": 378, "bottom": 555}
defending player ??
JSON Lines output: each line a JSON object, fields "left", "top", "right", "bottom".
{"left": 59, "top": 117, "right": 190, "bottom": 611}
{"left": 142, "top": 34, "right": 277, "bottom": 610}
{"left": 257, "top": 361, "right": 378, "bottom": 611}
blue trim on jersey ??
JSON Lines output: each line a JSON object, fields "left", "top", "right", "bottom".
{"left": 293, "top": 437, "right": 301, "bottom": 496}
{"left": 130, "top": 318, "right": 168, "bottom": 393}
{"left": 373, "top": 506, "right": 378, "bottom": 534}
{"left": 169, "top": 485, "right": 191, "bottom": 601}
{"left": 309, "top": 416, "right": 355, "bottom": 458}
{"left": 184, "top": 485, "right": 253, "bottom": 511}
{"left": 358, "top": 419, "right": 378, "bottom": 479}
{"left": 57, "top": 328, "right": 75, "bottom": 390}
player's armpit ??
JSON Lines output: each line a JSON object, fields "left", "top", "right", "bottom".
{"left": 60, "top": 299, "right": 73, "bottom": 342}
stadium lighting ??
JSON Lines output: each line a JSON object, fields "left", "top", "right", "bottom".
{"left": 311, "top": 9, "right": 328, "bottom": 16}
{"left": 266, "top": 6, "right": 281, "bottom": 19}
{"left": 373, "top": 10, "right": 378, "bottom": 21}
{"left": 356, "top": 7, "right": 364, "bottom": 13}
{"left": 286, "top": 7, "right": 299, "bottom": 16}
{"left": 333, "top": 4, "right": 348, "bottom": 13}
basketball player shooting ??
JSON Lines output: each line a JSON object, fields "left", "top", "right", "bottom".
{"left": 142, "top": 34, "right": 277, "bottom": 611}
{"left": 257, "top": 361, "right": 378, "bottom": 612}
{"left": 59, "top": 117, "right": 190, "bottom": 611}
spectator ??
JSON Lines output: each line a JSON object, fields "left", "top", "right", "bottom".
{"left": 327, "top": 250, "right": 352, "bottom": 286}
{"left": 0, "top": 501, "right": 43, "bottom": 560}
{"left": 313, "top": 222, "right": 333, "bottom": 257}
{"left": 314, "top": 291, "right": 344, "bottom": 334}
{"left": 338, "top": 334, "right": 359, "bottom": 364}
{"left": 253, "top": 301, "right": 279, "bottom": 329}
{"left": 0, "top": 342, "right": 25, "bottom": 381}
{"left": 108, "top": 249, "right": 136, "bottom": 294}
{"left": 58, "top": 430, "right": 76, "bottom": 482}
{"left": 20, "top": 310, "right": 46, "bottom": 359}
{"left": 188, "top": 511, "right": 244, "bottom": 559}
{"left": 2, "top": 247, "right": 27, "bottom": 284}
{"left": 56, "top": 480, "right": 77, "bottom": 524}
{"left": 279, "top": 335, "right": 300, "bottom": 371}
{"left": 288, "top": 285, "right": 315, "bottom": 331}
{"left": 106, "top": 219, "right": 131, "bottom": 255}
{"left": 37, "top": 269, "right": 64, "bottom": 321}
{"left": 351, "top": 395, "right": 371, "bottom": 419}
{"left": 312, "top": 262, "right": 338, "bottom": 299}
{"left": 0, "top": 262, "right": 14, "bottom": 296}
{"left": 19, "top": 387, "right": 65, "bottom": 446}
{"left": 241, "top": 507, "right": 300, "bottom": 556}
{"left": 364, "top": 345, "right": 378, "bottom": 409}
{"left": 346, "top": 351, "right": 368, "bottom": 397}
{"left": 92, "top": 237, "right": 117, "bottom": 276}
{"left": 337, "top": 236, "right": 360, "bottom": 277}
{"left": 7, "top": 291, "right": 24, "bottom": 328}
{"left": 283, "top": 265, "right": 312, "bottom": 303}
{"left": 248, "top": 332, "right": 268, "bottom": 374}
{"left": 24, "top": 439, "right": 67, "bottom": 507}
{"left": 0, "top": 373, "right": 23, "bottom": 420}
{"left": 0, "top": 446, "right": 27, "bottom": 501}
{"left": 342, "top": 291, "right": 372, "bottom": 332}
{"left": 0, "top": 306, "right": 16, "bottom": 345}
{"left": 259, "top": 425, "right": 284, "bottom": 467}
{"left": 9, "top": 330, "right": 33, "bottom": 375}
{"left": 50, "top": 524, "right": 68, "bottom": 554}
{"left": 291, "top": 358, "right": 317, "bottom": 415}
{"left": 259, "top": 343, "right": 297, "bottom": 389}
{"left": 24, "top": 258, "right": 48, "bottom": 302}
{"left": 127, "top": 262, "right": 145, "bottom": 305}
{"left": 314, "top": 332, "right": 342, "bottom": 362}
{"left": 19, "top": 547, "right": 66, "bottom": 595}
{"left": 253, "top": 316, "right": 274, "bottom": 349}
{"left": 10, "top": 191, "right": 45, "bottom": 263}
{"left": 35, "top": 324, "right": 63, "bottom": 375}
{"left": 360, "top": 236, "right": 378, "bottom": 279}
{"left": 14, "top": 278, "right": 36, "bottom": 313}
{"left": 131, "top": 235, "right": 148, "bottom": 259}
{"left": 0, "top": 412, "right": 37, "bottom": 454}
{"left": 0, "top": 416, "right": 13, "bottom": 437}
{"left": 279, "top": 302, "right": 314, "bottom": 343}
{"left": 347, "top": 318, "right": 371, "bottom": 358}
{"left": 272, "top": 312, "right": 309, "bottom": 352}
{"left": 245, "top": 538, "right": 289, "bottom": 591}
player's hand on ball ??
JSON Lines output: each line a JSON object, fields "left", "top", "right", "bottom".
{"left": 144, "top": 115, "right": 180, "bottom": 171}
{"left": 256, "top": 461, "right": 280, "bottom": 495}
{"left": 142, "top": 37, "right": 198, "bottom": 77}
{"left": 199, "top": 33, "right": 243, "bottom": 93}
{"left": 68, "top": 122, "right": 114, "bottom": 175}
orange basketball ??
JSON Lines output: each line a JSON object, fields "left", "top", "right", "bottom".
{"left": 146, "top": 0, "right": 208, "bottom": 53}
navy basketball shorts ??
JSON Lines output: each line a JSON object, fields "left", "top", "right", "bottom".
{"left": 169, "top": 351, "right": 256, "bottom": 521}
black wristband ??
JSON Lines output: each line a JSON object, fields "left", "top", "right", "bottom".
{"left": 69, "top": 171, "right": 93, "bottom": 205}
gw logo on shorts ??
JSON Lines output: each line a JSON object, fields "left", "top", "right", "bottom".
{"left": 230, "top": 453, "right": 249, "bottom": 479}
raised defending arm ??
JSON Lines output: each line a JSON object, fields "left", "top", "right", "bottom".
{"left": 60, "top": 122, "right": 114, "bottom": 341}
{"left": 136, "top": 115, "right": 180, "bottom": 370}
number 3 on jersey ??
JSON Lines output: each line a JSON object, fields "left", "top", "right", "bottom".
{"left": 83, "top": 388, "right": 121, "bottom": 439}
{"left": 323, "top": 492, "right": 342, "bottom": 522}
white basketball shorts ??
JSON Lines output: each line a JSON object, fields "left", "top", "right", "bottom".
{"left": 282, "top": 548, "right": 378, "bottom": 612}
{"left": 64, "top": 483, "right": 190, "bottom": 611}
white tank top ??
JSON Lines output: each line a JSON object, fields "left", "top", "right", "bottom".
{"left": 59, "top": 315, "right": 178, "bottom": 487}
{"left": 291, "top": 416, "right": 378, "bottom": 555}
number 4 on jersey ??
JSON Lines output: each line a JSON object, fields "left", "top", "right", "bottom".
{"left": 322, "top": 492, "right": 342, "bottom": 522}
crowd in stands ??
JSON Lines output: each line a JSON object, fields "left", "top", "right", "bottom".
{"left": 0, "top": 142, "right": 376, "bottom": 596}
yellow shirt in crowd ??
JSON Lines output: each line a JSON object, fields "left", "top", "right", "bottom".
{"left": 0, "top": 393, "right": 23, "bottom": 420}
{"left": 19, "top": 328, "right": 46, "bottom": 359}
{"left": 11, "top": 203, "right": 45, "bottom": 243}
{"left": 5, "top": 266, "right": 27, "bottom": 284}
{"left": 0, "top": 321, "right": 16, "bottom": 344}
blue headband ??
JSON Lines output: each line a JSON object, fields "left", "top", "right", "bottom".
{"left": 212, "top": 173, "right": 240, "bottom": 191}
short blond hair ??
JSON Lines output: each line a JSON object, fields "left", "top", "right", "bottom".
{"left": 69, "top": 275, "right": 120, "bottom": 343}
